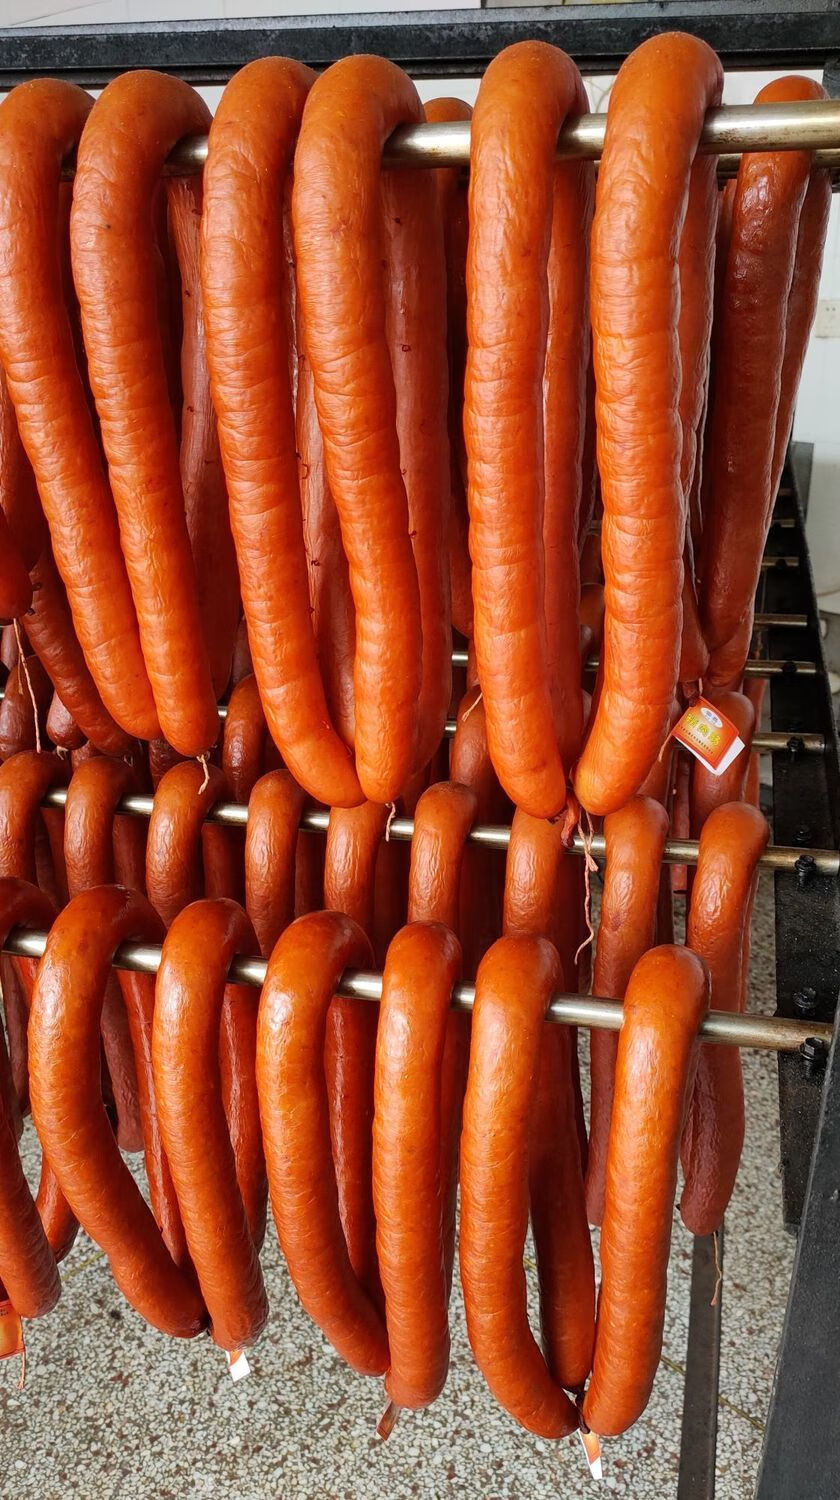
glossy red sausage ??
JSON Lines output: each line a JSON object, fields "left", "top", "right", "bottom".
{"left": 449, "top": 684, "right": 508, "bottom": 978}
{"left": 681, "top": 803, "right": 769, "bottom": 1235}
{"left": 770, "top": 168, "right": 831, "bottom": 502}
{"left": 0, "top": 80, "right": 158, "bottom": 741}
{"left": 373, "top": 921, "right": 461, "bottom": 1410}
{"left": 154, "top": 898, "right": 267, "bottom": 1350}
{"left": 466, "top": 42, "right": 590, "bottom": 816}
{"left": 257, "top": 911, "right": 389, "bottom": 1375}
{"left": 0, "top": 877, "right": 62, "bottom": 1318}
{"left": 146, "top": 760, "right": 235, "bottom": 927}
{"left": 689, "top": 691, "right": 755, "bottom": 837}
{"left": 0, "top": 507, "right": 31, "bottom": 620}
{"left": 46, "top": 692, "right": 84, "bottom": 753}
{"left": 583, "top": 945, "right": 710, "bottom": 1437}
{"left": 71, "top": 71, "right": 219, "bottom": 756}
{"left": 222, "top": 673, "right": 273, "bottom": 805}
{"left": 294, "top": 57, "right": 427, "bottom": 803}
{"left": 575, "top": 35, "right": 723, "bottom": 815}
{"left": 460, "top": 935, "right": 579, "bottom": 1436}
{"left": 0, "top": 654, "right": 51, "bottom": 759}
{"left": 585, "top": 797, "right": 669, "bottom": 1227}
{"left": 29, "top": 886, "right": 206, "bottom": 1336}
{"left": 202, "top": 58, "right": 362, "bottom": 807}
{"left": 245, "top": 770, "right": 306, "bottom": 958}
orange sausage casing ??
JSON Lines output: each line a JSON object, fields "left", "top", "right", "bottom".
{"left": 460, "top": 934, "right": 579, "bottom": 1438}
{"left": 202, "top": 59, "right": 362, "bottom": 806}
{"left": 466, "top": 42, "right": 590, "bottom": 816}
{"left": 245, "top": 770, "right": 306, "bottom": 958}
{"left": 689, "top": 690, "right": 755, "bottom": 838}
{"left": 71, "top": 71, "right": 219, "bottom": 755}
{"left": 257, "top": 911, "right": 389, "bottom": 1375}
{"left": 681, "top": 803, "right": 769, "bottom": 1235}
{"left": 294, "top": 57, "right": 428, "bottom": 804}
{"left": 575, "top": 35, "right": 723, "bottom": 815}
{"left": 583, "top": 945, "right": 709, "bottom": 1437}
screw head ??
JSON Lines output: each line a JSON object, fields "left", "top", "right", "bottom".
{"left": 793, "top": 988, "right": 819, "bottom": 1018}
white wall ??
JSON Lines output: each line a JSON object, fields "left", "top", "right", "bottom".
{"left": 5, "top": 2, "right": 839, "bottom": 604}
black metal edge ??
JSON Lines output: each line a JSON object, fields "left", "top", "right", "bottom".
{"left": 0, "top": 2, "right": 840, "bottom": 85}
{"left": 765, "top": 460, "right": 840, "bottom": 1231}
{"left": 755, "top": 1019, "right": 840, "bottom": 1500}
{"left": 677, "top": 1231, "right": 724, "bottom": 1500}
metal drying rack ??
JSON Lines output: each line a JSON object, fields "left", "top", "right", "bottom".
{"left": 0, "top": 6, "right": 839, "bottom": 1498}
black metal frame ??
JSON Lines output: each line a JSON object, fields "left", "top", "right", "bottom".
{"left": 0, "top": 7, "right": 837, "bottom": 1498}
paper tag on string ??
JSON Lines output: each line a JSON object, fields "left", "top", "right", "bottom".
{"left": 0, "top": 1301, "right": 24, "bottom": 1361}
{"left": 226, "top": 1349, "right": 250, "bottom": 1382}
{"left": 577, "top": 1426, "right": 603, "bottom": 1480}
{"left": 670, "top": 697, "right": 745, "bottom": 777}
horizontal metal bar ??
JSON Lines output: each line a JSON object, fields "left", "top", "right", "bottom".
{"left": 38, "top": 785, "right": 839, "bottom": 874}
{"left": 4, "top": 921, "right": 831, "bottom": 1053}
{"left": 450, "top": 649, "right": 818, "bottom": 676}
{"left": 54, "top": 99, "right": 840, "bottom": 180}
{"left": 754, "top": 614, "right": 808, "bottom": 628}
{"left": 440, "top": 720, "right": 824, "bottom": 753}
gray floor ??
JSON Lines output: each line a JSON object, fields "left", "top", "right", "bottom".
{"left": 1, "top": 881, "right": 791, "bottom": 1500}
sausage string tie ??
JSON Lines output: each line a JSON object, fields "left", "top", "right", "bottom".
{"left": 710, "top": 1229, "right": 723, "bottom": 1308}
{"left": 197, "top": 752, "right": 211, "bottom": 794}
{"left": 384, "top": 801, "right": 397, "bottom": 842}
{"left": 574, "top": 808, "right": 599, "bottom": 966}
{"left": 376, "top": 1396, "right": 400, "bottom": 1440}
{"left": 13, "top": 618, "right": 41, "bottom": 753}
{"left": 460, "top": 686, "right": 483, "bottom": 722}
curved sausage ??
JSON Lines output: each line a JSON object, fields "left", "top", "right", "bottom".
{"left": 0, "top": 655, "right": 51, "bottom": 759}
{"left": 700, "top": 77, "right": 827, "bottom": 674}
{"left": 46, "top": 692, "right": 84, "bottom": 753}
{"left": 29, "top": 885, "right": 206, "bottom": 1336}
{"left": 460, "top": 934, "right": 579, "bottom": 1437}
{"left": 574, "top": 35, "right": 724, "bottom": 815}
{"left": 257, "top": 910, "right": 389, "bottom": 1375}
{"left": 71, "top": 71, "right": 219, "bottom": 756}
{"left": 323, "top": 801, "right": 388, "bottom": 1312}
{"left": 222, "top": 673, "right": 273, "bottom": 805}
{"left": 583, "top": 944, "right": 710, "bottom": 1437}
{"left": 770, "top": 168, "right": 832, "bottom": 502}
{"left": 585, "top": 796, "right": 669, "bottom": 1228}
{"left": 680, "top": 803, "right": 769, "bottom": 1235}
{"left": 202, "top": 58, "right": 362, "bottom": 806}
{"left": 465, "top": 41, "right": 590, "bottom": 816}
{"left": 425, "top": 97, "right": 473, "bottom": 641}
{"left": 245, "top": 770, "right": 305, "bottom": 958}
{"left": 502, "top": 814, "right": 595, "bottom": 1394}
{"left": 0, "top": 507, "right": 31, "bottom": 621}
{"left": 293, "top": 56, "right": 427, "bottom": 804}
{"left": 154, "top": 898, "right": 267, "bottom": 1350}
{"left": 145, "top": 760, "right": 235, "bottom": 926}
{"left": 0, "top": 80, "right": 158, "bottom": 741}
{"left": 688, "top": 690, "right": 755, "bottom": 838}
{"left": 449, "top": 684, "right": 508, "bottom": 978}
{"left": 373, "top": 921, "right": 461, "bottom": 1410}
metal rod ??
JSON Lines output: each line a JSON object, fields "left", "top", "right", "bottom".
{"left": 450, "top": 649, "right": 817, "bottom": 676}
{"left": 152, "top": 100, "right": 840, "bottom": 178}
{"left": 4, "top": 922, "right": 831, "bottom": 1053}
{"left": 754, "top": 613, "right": 808, "bottom": 628}
{"left": 445, "top": 722, "right": 825, "bottom": 754}
{"left": 38, "top": 785, "right": 839, "bottom": 873}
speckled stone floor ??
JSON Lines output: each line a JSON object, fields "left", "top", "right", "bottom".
{"left": 2, "top": 878, "right": 790, "bottom": 1500}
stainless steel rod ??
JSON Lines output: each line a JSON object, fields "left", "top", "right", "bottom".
{"left": 4, "top": 923, "right": 830, "bottom": 1054}
{"left": 441, "top": 722, "right": 824, "bottom": 753}
{"left": 38, "top": 785, "right": 839, "bottom": 873}
{"left": 153, "top": 100, "right": 840, "bottom": 177}
{"left": 450, "top": 649, "right": 816, "bottom": 676}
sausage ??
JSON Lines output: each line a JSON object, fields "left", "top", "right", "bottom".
{"left": 585, "top": 797, "right": 669, "bottom": 1228}
{"left": 0, "top": 80, "right": 159, "bottom": 741}
{"left": 146, "top": 760, "right": 237, "bottom": 926}
{"left": 0, "top": 655, "right": 51, "bottom": 759}
{"left": 293, "top": 56, "right": 426, "bottom": 804}
{"left": 583, "top": 945, "right": 710, "bottom": 1437}
{"left": 29, "top": 885, "right": 206, "bottom": 1336}
{"left": 688, "top": 690, "right": 755, "bottom": 839}
{"left": 202, "top": 58, "right": 362, "bottom": 807}
{"left": 770, "top": 170, "right": 831, "bottom": 503}
{"left": 700, "top": 77, "right": 827, "bottom": 676}
{"left": 0, "top": 878, "right": 61, "bottom": 1319}
{"left": 323, "top": 802, "right": 388, "bottom": 1312}
{"left": 460, "top": 934, "right": 579, "bottom": 1437}
{"left": 230, "top": 615, "right": 253, "bottom": 688}
{"left": 167, "top": 178, "right": 240, "bottom": 701}
{"left": 154, "top": 898, "right": 267, "bottom": 1350}
{"left": 373, "top": 921, "right": 461, "bottom": 1411}
{"left": 574, "top": 35, "right": 724, "bottom": 816}
{"left": 71, "top": 71, "right": 219, "bottom": 756}
{"left": 46, "top": 692, "right": 84, "bottom": 753}
{"left": 257, "top": 910, "right": 389, "bottom": 1375}
{"left": 680, "top": 803, "right": 769, "bottom": 1235}
{"left": 64, "top": 756, "right": 149, "bottom": 1152}
{"left": 222, "top": 673, "right": 274, "bottom": 805}
{"left": 380, "top": 123, "right": 451, "bottom": 774}
{"left": 502, "top": 813, "right": 595, "bottom": 1394}
{"left": 147, "top": 737, "right": 184, "bottom": 791}
{"left": 449, "top": 684, "right": 508, "bottom": 978}
{"left": 465, "top": 41, "right": 590, "bottom": 816}
{"left": 0, "top": 506, "right": 31, "bottom": 621}
{"left": 245, "top": 770, "right": 306, "bottom": 958}
{"left": 425, "top": 98, "right": 473, "bottom": 642}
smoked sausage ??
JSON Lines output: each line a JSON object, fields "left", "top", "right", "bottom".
{"left": 583, "top": 945, "right": 710, "bottom": 1437}
{"left": 689, "top": 691, "right": 755, "bottom": 838}
{"left": 257, "top": 911, "right": 389, "bottom": 1376}
{"left": 146, "top": 760, "right": 238, "bottom": 926}
{"left": 202, "top": 58, "right": 362, "bottom": 807}
{"left": 245, "top": 770, "right": 305, "bottom": 958}
{"left": 222, "top": 673, "right": 274, "bottom": 805}
{"left": 575, "top": 35, "right": 724, "bottom": 815}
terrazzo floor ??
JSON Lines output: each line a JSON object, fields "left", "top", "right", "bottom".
{"left": 2, "top": 879, "right": 792, "bottom": 1500}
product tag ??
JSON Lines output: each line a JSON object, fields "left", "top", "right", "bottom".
{"left": 0, "top": 1300, "right": 23, "bottom": 1361}
{"left": 226, "top": 1349, "right": 250, "bottom": 1382}
{"left": 671, "top": 696, "right": 745, "bottom": 777}
{"left": 578, "top": 1426, "right": 603, "bottom": 1480}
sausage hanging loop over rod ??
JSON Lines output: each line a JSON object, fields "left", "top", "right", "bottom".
{"left": 2, "top": 924, "right": 832, "bottom": 1054}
